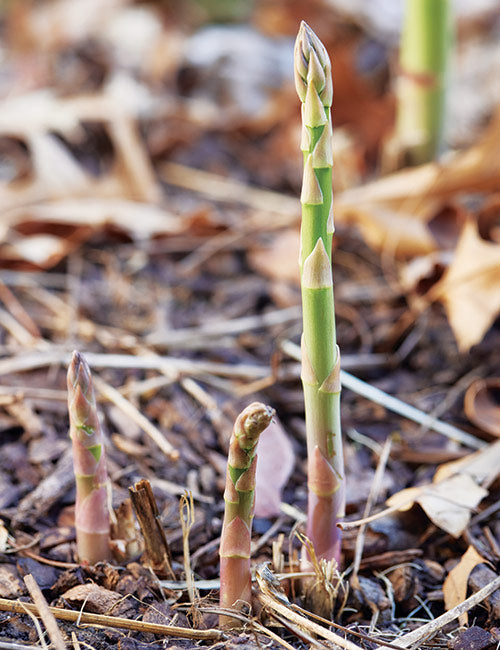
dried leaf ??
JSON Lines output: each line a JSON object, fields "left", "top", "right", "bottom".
{"left": 254, "top": 418, "right": 295, "bottom": 518}
{"left": 464, "top": 378, "right": 500, "bottom": 437}
{"left": 386, "top": 441, "right": 500, "bottom": 537}
{"left": 61, "top": 583, "right": 122, "bottom": 614}
{"left": 433, "top": 439, "right": 500, "bottom": 487}
{"left": 387, "top": 475, "right": 487, "bottom": 538}
{"left": 0, "top": 199, "right": 184, "bottom": 269}
{"left": 443, "top": 545, "right": 485, "bottom": 626}
{"left": 435, "top": 220, "right": 500, "bottom": 351}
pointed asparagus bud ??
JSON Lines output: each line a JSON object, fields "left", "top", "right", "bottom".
{"left": 312, "top": 119, "right": 333, "bottom": 168}
{"left": 219, "top": 402, "right": 274, "bottom": 628}
{"left": 68, "top": 351, "right": 110, "bottom": 564}
{"left": 294, "top": 21, "right": 332, "bottom": 107}
{"left": 302, "top": 239, "right": 332, "bottom": 289}
{"left": 301, "top": 155, "right": 323, "bottom": 205}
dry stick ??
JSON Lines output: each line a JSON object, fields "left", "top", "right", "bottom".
{"left": 147, "top": 305, "right": 301, "bottom": 345}
{"left": 161, "top": 161, "right": 299, "bottom": 218}
{"left": 179, "top": 492, "right": 198, "bottom": 606}
{"left": 257, "top": 585, "right": 365, "bottom": 650}
{"left": 129, "top": 479, "right": 175, "bottom": 579}
{"left": 0, "top": 280, "right": 42, "bottom": 339}
{"left": 352, "top": 436, "right": 393, "bottom": 580}
{"left": 18, "top": 601, "right": 48, "bottom": 650}
{"left": 0, "top": 351, "right": 269, "bottom": 380}
{"left": 282, "top": 339, "right": 484, "bottom": 449}
{"left": 108, "top": 112, "right": 161, "bottom": 203}
{"left": 0, "top": 597, "right": 224, "bottom": 641}
{"left": 92, "top": 375, "right": 179, "bottom": 461}
{"left": 0, "top": 642, "right": 43, "bottom": 650}
{"left": 23, "top": 574, "right": 66, "bottom": 650}
{"left": 258, "top": 567, "right": 500, "bottom": 650}
{"left": 396, "top": 574, "right": 500, "bottom": 648}
{"left": 0, "top": 307, "right": 41, "bottom": 347}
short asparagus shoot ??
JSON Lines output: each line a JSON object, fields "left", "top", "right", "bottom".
{"left": 294, "top": 22, "right": 345, "bottom": 565}
{"left": 219, "top": 402, "right": 274, "bottom": 628}
{"left": 68, "top": 350, "right": 111, "bottom": 564}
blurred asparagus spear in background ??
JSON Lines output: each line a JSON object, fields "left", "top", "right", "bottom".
{"left": 395, "top": 0, "right": 450, "bottom": 166}
{"left": 295, "top": 21, "right": 344, "bottom": 565}
{"left": 219, "top": 402, "right": 274, "bottom": 628}
{"left": 68, "top": 350, "right": 111, "bottom": 564}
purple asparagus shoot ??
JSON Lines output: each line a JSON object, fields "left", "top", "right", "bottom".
{"left": 67, "top": 350, "right": 111, "bottom": 564}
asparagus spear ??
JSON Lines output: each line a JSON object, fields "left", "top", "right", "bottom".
{"left": 396, "top": 0, "right": 450, "bottom": 165}
{"left": 219, "top": 402, "right": 274, "bottom": 628}
{"left": 67, "top": 350, "right": 111, "bottom": 564}
{"left": 295, "top": 22, "right": 344, "bottom": 564}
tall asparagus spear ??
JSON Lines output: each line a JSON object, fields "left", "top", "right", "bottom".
{"left": 219, "top": 402, "right": 274, "bottom": 628}
{"left": 67, "top": 351, "right": 111, "bottom": 564}
{"left": 395, "top": 0, "right": 450, "bottom": 166}
{"left": 295, "top": 22, "right": 345, "bottom": 564}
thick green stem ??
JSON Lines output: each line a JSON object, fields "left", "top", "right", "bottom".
{"left": 396, "top": 0, "right": 450, "bottom": 165}
{"left": 219, "top": 402, "right": 274, "bottom": 628}
{"left": 67, "top": 350, "right": 111, "bottom": 564}
{"left": 295, "top": 21, "right": 344, "bottom": 565}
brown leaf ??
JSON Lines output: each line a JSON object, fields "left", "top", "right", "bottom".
{"left": 386, "top": 441, "right": 500, "bottom": 537}
{"left": 61, "top": 583, "right": 122, "bottom": 614}
{"left": 435, "top": 220, "right": 500, "bottom": 351}
{"left": 386, "top": 475, "right": 487, "bottom": 538}
{"left": 464, "top": 378, "right": 500, "bottom": 437}
{"left": 254, "top": 418, "right": 295, "bottom": 518}
{"left": 443, "top": 545, "right": 485, "bottom": 626}
{"left": 0, "top": 199, "right": 183, "bottom": 269}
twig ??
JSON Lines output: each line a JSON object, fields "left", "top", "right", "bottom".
{"left": 258, "top": 586, "right": 365, "bottom": 650}
{"left": 92, "top": 375, "right": 179, "bottom": 461}
{"left": 24, "top": 574, "right": 66, "bottom": 650}
{"left": 0, "top": 280, "right": 42, "bottom": 339}
{"left": 282, "top": 340, "right": 484, "bottom": 449}
{"left": 196, "top": 606, "right": 298, "bottom": 650}
{"left": 129, "top": 479, "right": 175, "bottom": 579}
{"left": 179, "top": 492, "right": 198, "bottom": 605}
{"left": 160, "top": 161, "right": 299, "bottom": 218}
{"left": 0, "top": 307, "right": 41, "bottom": 347}
{"left": 17, "top": 601, "right": 48, "bottom": 650}
{"left": 0, "top": 350, "right": 270, "bottom": 380}
{"left": 396, "top": 574, "right": 500, "bottom": 648}
{"left": 0, "top": 642, "right": 44, "bottom": 650}
{"left": 352, "top": 436, "right": 393, "bottom": 580}
{"left": 0, "top": 597, "right": 224, "bottom": 640}
{"left": 148, "top": 306, "right": 300, "bottom": 346}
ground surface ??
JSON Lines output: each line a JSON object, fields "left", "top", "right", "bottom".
{"left": 1, "top": 1, "right": 500, "bottom": 649}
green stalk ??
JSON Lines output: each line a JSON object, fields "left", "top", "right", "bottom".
{"left": 219, "top": 402, "right": 274, "bottom": 628}
{"left": 67, "top": 350, "right": 111, "bottom": 564}
{"left": 396, "top": 0, "right": 450, "bottom": 165}
{"left": 295, "top": 22, "right": 344, "bottom": 565}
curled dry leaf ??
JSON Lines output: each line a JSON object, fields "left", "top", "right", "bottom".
{"left": 443, "top": 545, "right": 486, "bottom": 626}
{"left": 464, "top": 378, "right": 500, "bottom": 437}
{"left": 334, "top": 106, "right": 500, "bottom": 258}
{"left": 386, "top": 440, "right": 500, "bottom": 538}
{"left": 254, "top": 418, "right": 295, "bottom": 518}
{"left": 0, "top": 199, "right": 184, "bottom": 270}
{"left": 434, "top": 219, "right": 500, "bottom": 352}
